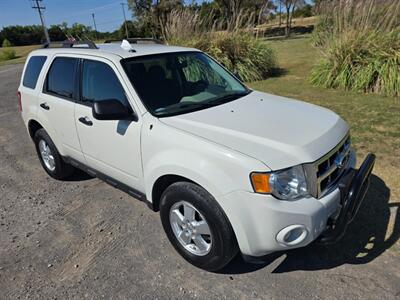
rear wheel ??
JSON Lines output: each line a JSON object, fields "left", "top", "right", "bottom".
{"left": 160, "top": 182, "right": 238, "bottom": 271}
{"left": 33, "top": 129, "right": 75, "bottom": 180}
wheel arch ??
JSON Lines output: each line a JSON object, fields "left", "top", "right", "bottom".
{"left": 27, "top": 118, "right": 64, "bottom": 157}
{"left": 28, "top": 119, "right": 44, "bottom": 139}
{"left": 150, "top": 174, "right": 196, "bottom": 212}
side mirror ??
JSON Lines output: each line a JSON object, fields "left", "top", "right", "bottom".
{"left": 92, "top": 99, "right": 136, "bottom": 121}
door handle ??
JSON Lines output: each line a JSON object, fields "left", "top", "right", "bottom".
{"left": 78, "top": 116, "right": 93, "bottom": 126}
{"left": 40, "top": 102, "right": 50, "bottom": 110}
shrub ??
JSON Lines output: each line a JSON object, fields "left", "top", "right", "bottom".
{"left": 310, "top": 0, "right": 400, "bottom": 97}
{"left": 191, "top": 33, "right": 276, "bottom": 82}
{"left": 0, "top": 48, "right": 17, "bottom": 60}
{"left": 2, "top": 39, "right": 12, "bottom": 47}
{"left": 163, "top": 9, "right": 277, "bottom": 82}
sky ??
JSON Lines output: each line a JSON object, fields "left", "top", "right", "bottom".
{"left": 0, "top": 0, "right": 313, "bottom": 33}
{"left": 0, "top": 0, "right": 131, "bottom": 32}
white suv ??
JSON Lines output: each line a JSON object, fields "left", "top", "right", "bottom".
{"left": 18, "top": 39, "right": 375, "bottom": 271}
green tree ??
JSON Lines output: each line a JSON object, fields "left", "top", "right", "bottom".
{"left": 118, "top": 20, "right": 146, "bottom": 39}
{"left": 66, "top": 23, "right": 92, "bottom": 40}
{"left": 293, "top": 4, "right": 313, "bottom": 17}
{"left": 278, "top": 0, "right": 305, "bottom": 37}
{"left": 48, "top": 25, "right": 67, "bottom": 41}
{"left": 128, "top": 0, "right": 183, "bottom": 37}
{"left": 199, "top": 0, "right": 275, "bottom": 29}
{"left": 0, "top": 25, "right": 43, "bottom": 45}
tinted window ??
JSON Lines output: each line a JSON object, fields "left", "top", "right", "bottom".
{"left": 46, "top": 57, "right": 77, "bottom": 99}
{"left": 23, "top": 56, "right": 47, "bottom": 89}
{"left": 81, "top": 60, "right": 128, "bottom": 106}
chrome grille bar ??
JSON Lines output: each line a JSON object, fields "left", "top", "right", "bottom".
{"left": 304, "top": 133, "right": 351, "bottom": 198}
{"left": 317, "top": 145, "right": 350, "bottom": 183}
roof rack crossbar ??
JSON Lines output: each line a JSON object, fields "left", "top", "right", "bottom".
{"left": 43, "top": 40, "right": 98, "bottom": 49}
{"left": 104, "top": 38, "right": 163, "bottom": 45}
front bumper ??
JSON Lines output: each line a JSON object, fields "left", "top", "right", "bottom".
{"left": 317, "top": 153, "right": 376, "bottom": 244}
{"left": 217, "top": 153, "right": 375, "bottom": 257}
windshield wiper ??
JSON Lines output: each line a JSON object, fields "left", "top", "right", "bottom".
{"left": 207, "top": 91, "right": 251, "bottom": 106}
{"left": 156, "top": 91, "right": 251, "bottom": 116}
{"left": 156, "top": 102, "right": 207, "bottom": 114}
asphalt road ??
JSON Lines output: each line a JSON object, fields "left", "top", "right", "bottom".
{"left": 0, "top": 64, "right": 399, "bottom": 300}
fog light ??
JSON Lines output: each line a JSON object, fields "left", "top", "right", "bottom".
{"left": 276, "top": 225, "right": 308, "bottom": 246}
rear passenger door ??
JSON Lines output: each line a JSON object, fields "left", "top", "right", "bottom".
{"left": 74, "top": 57, "right": 143, "bottom": 191}
{"left": 38, "top": 56, "right": 84, "bottom": 162}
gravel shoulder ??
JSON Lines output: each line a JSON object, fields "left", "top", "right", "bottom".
{"left": 0, "top": 64, "right": 399, "bottom": 299}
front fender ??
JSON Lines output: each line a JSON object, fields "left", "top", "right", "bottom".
{"left": 145, "top": 150, "right": 237, "bottom": 201}
{"left": 141, "top": 117, "right": 269, "bottom": 204}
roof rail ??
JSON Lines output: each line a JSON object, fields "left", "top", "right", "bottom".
{"left": 104, "top": 38, "right": 163, "bottom": 45}
{"left": 43, "top": 40, "right": 98, "bottom": 49}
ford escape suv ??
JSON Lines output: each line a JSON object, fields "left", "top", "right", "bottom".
{"left": 18, "top": 39, "right": 375, "bottom": 271}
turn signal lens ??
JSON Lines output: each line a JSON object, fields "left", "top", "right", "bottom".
{"left": 250, "top": 173, "right": 271, "bottom": 193}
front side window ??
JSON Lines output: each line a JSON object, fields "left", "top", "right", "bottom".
{"left": 122, "top": 52, "right": 250, "bottom": 117}
{"left": 23, "top": 56, "right": 47, "bottom": 89}
{"left": 46, "top": 57, "right": 77, "bottom": 99}
{"left": 81, "top": 60, "right": 128, "bottom": 106}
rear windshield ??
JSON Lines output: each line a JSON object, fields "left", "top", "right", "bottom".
{"left": 23, "top": 56, "right": 47, "bottom": 89}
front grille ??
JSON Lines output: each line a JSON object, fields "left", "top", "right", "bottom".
{"left": 304, "top": 134, "right": 351, "bottom": 198}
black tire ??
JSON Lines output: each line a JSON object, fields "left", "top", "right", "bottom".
{"left": 33, "top": 128, "right": 75, "bottom": 180}
{"left": 160, "top": 182, "right": 239, "bottom": 271}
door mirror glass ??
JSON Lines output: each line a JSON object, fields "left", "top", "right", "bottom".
{"left": 92, "top": 99, "right": 136, "bottom": 121}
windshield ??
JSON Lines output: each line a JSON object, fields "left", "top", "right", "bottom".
{"left": 121, "top": 51, "right": 250, "bottom": 117}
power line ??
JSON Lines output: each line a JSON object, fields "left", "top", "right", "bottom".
{"left": 31, "top": 0, "right": 50, "bottom": 44}
{"left": 96, "top": 19, "right": 122, "bottom": 26}
{"left": 120, "top": 2, "right": 129, "bottom": 39}
{"left": 78, "top": 2, "right": 122, "bottom": 15}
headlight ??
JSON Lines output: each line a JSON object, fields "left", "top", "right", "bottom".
{"left": 250, "top": 165, "right": 309, "bottom": 200}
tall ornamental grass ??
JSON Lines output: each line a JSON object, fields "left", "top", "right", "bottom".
{"left": 162, "top": 9, "right": 277, "bottom": 82}
{"left": 310, "top": 0, "right": 400, "bottom": 97}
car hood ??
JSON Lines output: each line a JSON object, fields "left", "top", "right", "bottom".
{"left": 160, "top": 91, "right": 349, "bottom": 170}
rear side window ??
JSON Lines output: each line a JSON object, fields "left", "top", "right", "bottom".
{"left": 46, "top": 57, "right": 78, "bottom": 99}
{"left": 81, "top": 60, "right": 128, "bottom": 106}
{"left": 23, "top": 56, "right": 47, "bottom": 89}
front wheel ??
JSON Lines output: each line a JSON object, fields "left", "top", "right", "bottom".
{"left": 160, "top": 182, "right": 238, "bottom": 271}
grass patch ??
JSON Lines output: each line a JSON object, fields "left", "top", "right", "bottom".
{"left": 0, "top": 44, "right": 40, "bottom": 66}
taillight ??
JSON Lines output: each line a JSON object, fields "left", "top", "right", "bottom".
{"left": 17, "top": 91, "right": 22, "bottom": 112}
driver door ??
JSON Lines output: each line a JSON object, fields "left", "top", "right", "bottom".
{"left": 74, "top": 57, "right": 143, "bottom": 191}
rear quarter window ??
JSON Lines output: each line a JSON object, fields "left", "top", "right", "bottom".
{"left": 22, "top": 56, "right": 47, "bottom": 89}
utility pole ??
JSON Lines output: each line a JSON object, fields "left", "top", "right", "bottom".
{"left": 278, "top": 1, "right": 282, "bottom": 27}
{"left": 32, "top": 0, "right": 50, "bottom": 44}
{"left": 120, "top": 2, "right": 129, "bottom": 39}
{"left": 92, "top": 13, "right": 98, "bottom": 40}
